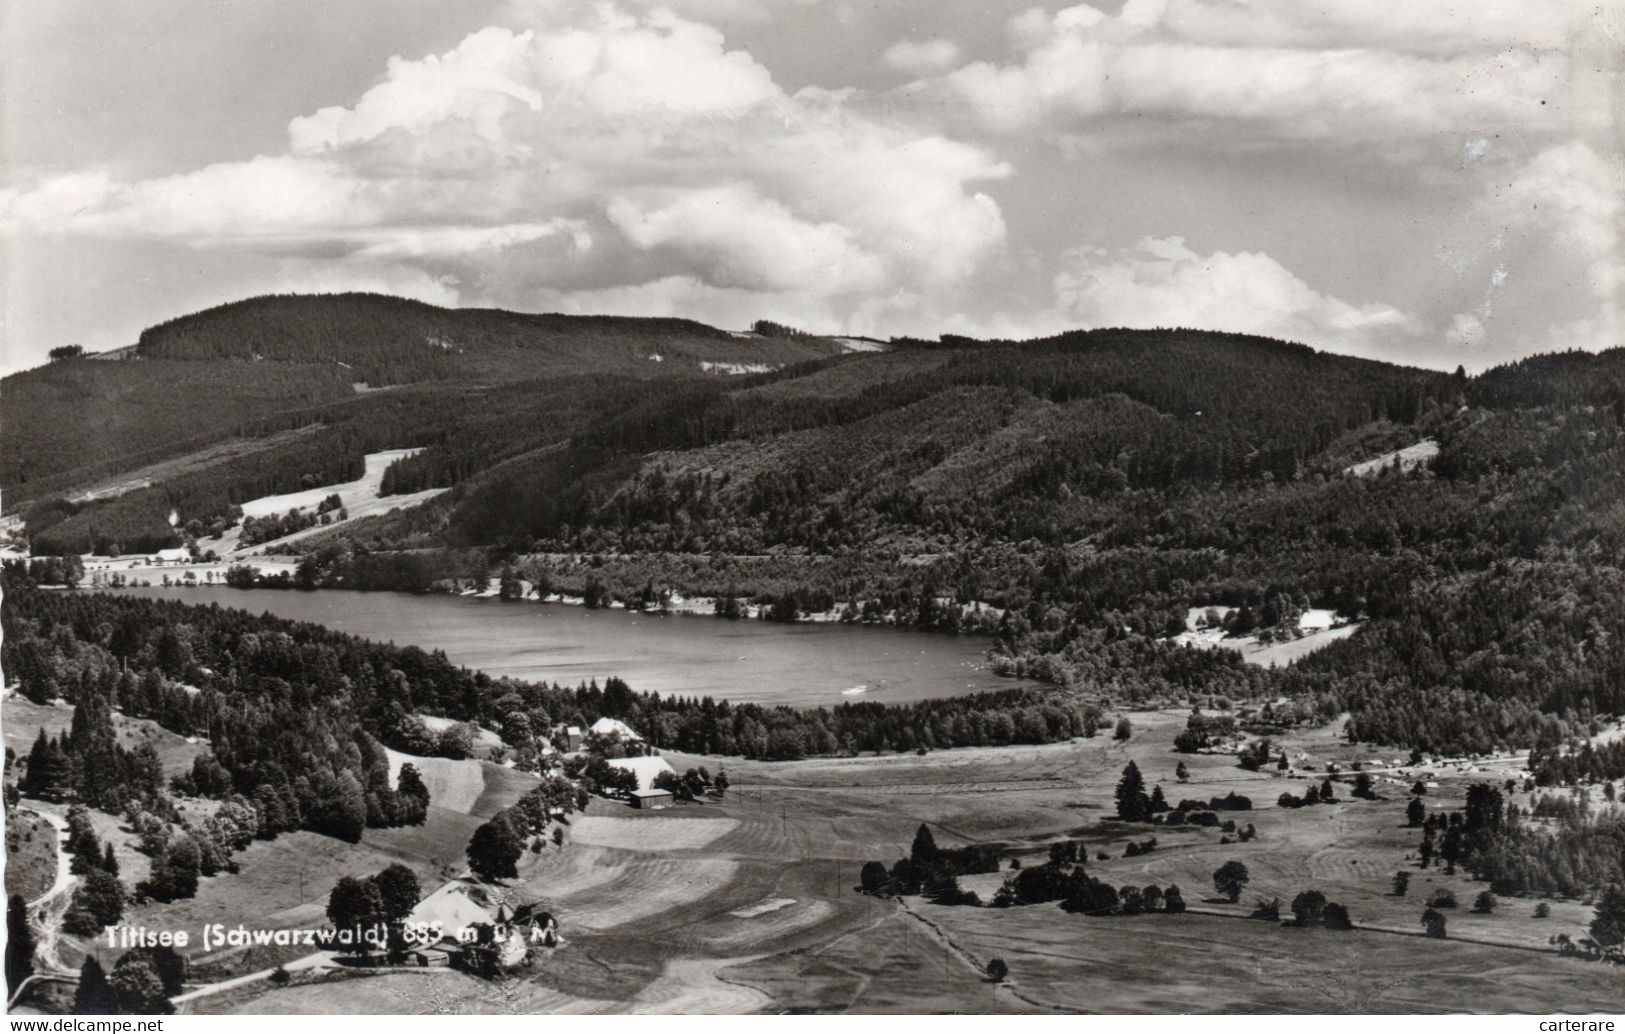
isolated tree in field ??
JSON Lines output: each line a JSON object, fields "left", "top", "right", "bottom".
{"left": 1213, "top": 861, "right": 1250, "bottom": 903}
{"left": 1322, "top": 902, "right": 1353, "bottom": 931}
{"left": 6, "top": 894, "right": 34, "bottom": 992}
{"left": 1148, "top": 784, "right": 1168, "bottom": 813}
{"left": 986, "top": 958, "right": 1008, "bottom": 983}
{"left": 1534, "top": 902, "right": 1551, "bottom": 918}
{"left": 1290, "top": 890, "right": 1327, "bottom": 927}
{"left": 1473, "top": 891, "right": 1497, "bottom": 914}
{"left": 1392, "top": 871, "right": 1410, "bottom": 897}
{"left": 467, "top": 816, "right": 524, "bottom": 881}
{"left": 1406, "top": 798, "right": 1425, "bottom": 827}
{"left": 1422, "top": 908, "right": 1447, "bottom": 939}
{"left": 1114, "top": 717, "right": 1133, "bottom": 741}
{"left": 1352, "top": 772, "right": 1376, "bottom": 799}
{"left": 1591, "top": 884, "right": 1625, "bottom": 947}
{"left": 1411, "top": 780, "right": 1427, "bottom": 796}
{"left": 1418, "top": 831, "right": 1434, "bottom": 868}
{"left": 1115, "top": 761, "right": 1150, "bottom": 822}
{"left": 1175, "top": 761, "right": 1189, "bottom": 782}
{"left": 74, "top": 956, "right": 118, "bottom": 1014}
{"left": 911, "top": 824, "right": 939, "bottom": 866}
{"left": 1319, "top": 778, "right": 1335, "bottom": 802}
{"left": 1427, "top": 889, "right": 1457, "bottom": 909}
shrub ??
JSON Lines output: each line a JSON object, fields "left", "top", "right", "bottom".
{"left": 1422, "top": 908, "right": 1447, "bottom": 938}
{"left": 1473, "top": 891, "right": 1497, "bottom": 914}
{"left": 1213, "top": 861, "right": 1250, "bottom": 903}
{"left": 1534, "top": 902, "right": 1551, "bottom": 919}
{"left": 1392, "top": 872, "right": 1410, "bottom": 897}
{"left": 1427, "top": 889, "right": 1457, "bottom": 909}
{"left": 860, "top": 861, "right": 890, "bottom": 895}
{"left": 1163, "top": 885, "right": 1186, "bottom": 913}
{"left": 986, "top": 958, "right": 1008, "bottom": 983}
{"left": 1251, "top": 897, "right": 1281, "bottom": 922}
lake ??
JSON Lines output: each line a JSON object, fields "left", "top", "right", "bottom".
{"left": 117, "top": 587, "right": 1040, "bottom": 707}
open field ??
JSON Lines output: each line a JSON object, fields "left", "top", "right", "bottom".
{"left": 203, "top": 705, "right": 1625, "bottom": 1014}
{"left": 568, "top": 815, "right": 739, "bottom": 851}
{"left": 381, "top": 750, "right": 535, "bottom": 817}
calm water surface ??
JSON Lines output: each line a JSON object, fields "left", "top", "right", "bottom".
{"left": 118, "top": 587, "right": 1037, "bottom": 707}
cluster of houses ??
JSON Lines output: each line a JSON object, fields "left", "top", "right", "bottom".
{"left": 549, "top": 717, "right": 681, "bottom": 809}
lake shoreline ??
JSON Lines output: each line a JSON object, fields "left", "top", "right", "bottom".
{"left": 110, "top": 584, "right": 1042, "bottom": 709}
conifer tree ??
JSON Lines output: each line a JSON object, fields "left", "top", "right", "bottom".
{"left": 5, "top": 895, "right": 34, "bottom": 992}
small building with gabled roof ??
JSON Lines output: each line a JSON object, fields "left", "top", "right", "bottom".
{"left": 629, "top": 787, "right": 674, "bottom": 810}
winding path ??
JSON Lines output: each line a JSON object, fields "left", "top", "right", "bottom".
{"left": 7, "top": 812, "right": 76, "bottom": 1012}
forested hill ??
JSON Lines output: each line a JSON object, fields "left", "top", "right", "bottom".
{"left": 0, "top": 293, "right": 856, "bottom": 517}
{"left": 8, "top": 291, "right": 1625, "bottom": 758}
{"left": 132, "top": 293, "right": 846, "bottom": 385}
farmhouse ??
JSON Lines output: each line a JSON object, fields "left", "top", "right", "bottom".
{"left": 607, "top": 754, "right": 677, "bottom": 790}
{"left": 589, "top": 716, "right": 643, "bottom": 743}
{"left": 629, "top": 787, "right": 674, "bottom": 810}
{"left": 409, "top": 880, "right": 501, "bottom": 937}
{"left": 558, "top": 725, "right": 584, "bottom": 752}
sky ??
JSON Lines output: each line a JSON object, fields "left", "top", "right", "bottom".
{"left": 2, "top": 0, "right": 1621, "bottom": 373}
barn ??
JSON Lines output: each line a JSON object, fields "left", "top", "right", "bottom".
{"left": 629, "top": 787, "right": 674, "bottom": 810}
{"left": 607, "top": 755, "right": 677, "bottom": 791}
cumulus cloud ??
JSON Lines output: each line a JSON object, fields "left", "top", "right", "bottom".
{"left": 883, "top": 38, "right": 962, "bottom": 76}
{"left": 1474, "top": 141, "right": 1625, "bottom": 351}
{"left": 1, "top": 3, "right": 1009, "bottom": 333}
{"left": 929, "top": 0, "right": 1609, "bottom": 144}
{"left": 1050, "top": 236, "right": 1424, "bottom": 357}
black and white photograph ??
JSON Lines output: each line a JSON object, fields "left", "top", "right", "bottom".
{"left": 2, "top": 0, "right": 1623, "bottom": 1019}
